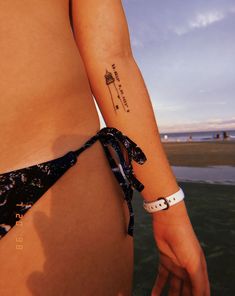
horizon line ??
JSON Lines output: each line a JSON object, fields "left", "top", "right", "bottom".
{"left": 159, "top": 128, "right": 235, "bottom": 134}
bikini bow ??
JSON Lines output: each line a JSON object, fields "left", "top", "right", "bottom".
{"left": 97, "top": 127, "right": 147, "bottom": 236}
{"left": 75, "top": 127, "right": 147, "bottom": 236}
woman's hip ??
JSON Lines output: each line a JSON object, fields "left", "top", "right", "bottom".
{"left": 0, "top": 137, "right": 134, "bottom": 295}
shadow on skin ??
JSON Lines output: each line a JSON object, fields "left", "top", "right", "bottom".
{"left": 25, "top": 133, "right": 133, "bottom": 295}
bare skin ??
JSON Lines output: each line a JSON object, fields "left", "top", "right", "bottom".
{"left": 0, "top": 0, "right": 99, "bottom": 172}
{"left": 0, "top": 0, "right": 133, "bottom": 295}
{"left": 0, "top": 0, "right": 210, "bottom": 295}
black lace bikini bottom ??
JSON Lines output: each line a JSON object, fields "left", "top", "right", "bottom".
{"left": 0, "top": 127, "right": 147, "bottom": 240}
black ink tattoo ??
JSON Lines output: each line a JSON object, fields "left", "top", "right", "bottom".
{"left": 104, "top": 70, "right": 118, "bottom": 113}
{"left": 104, "top": 64, "right": 130, "bottom": 114}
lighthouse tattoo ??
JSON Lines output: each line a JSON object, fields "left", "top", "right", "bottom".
{"left": 104, "top": 64, "right": 130, "bottom": 114}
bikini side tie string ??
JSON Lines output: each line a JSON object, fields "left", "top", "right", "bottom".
{"left": 74, "top": 127, "right": 147, "bottom": 236}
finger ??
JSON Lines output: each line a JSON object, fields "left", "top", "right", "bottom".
{"left": 151, "top": 264, "right": 169, "bottom": 296}
{"left": 191, "top": 275, "right": 204, "bottom": 296}
{"left": 202, "top": 256, "right": 210, "bottom": 296}
{"left": 168, "top": 275, "right": 182, "bottom": 296}
{"left": 205, "top": 278, "right": 211, "bottom": 296}
{"left": 201, "top": 255, "right": 210, "bottom": 296}
{"left": 190, "top": 263, "right": 205, "bottom": 296}
{"left": 181, "top": 280, "right": 192, "bottom": 296}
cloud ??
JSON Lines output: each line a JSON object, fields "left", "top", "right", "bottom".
{"left": 229, "top": 6, "right": 235, "bottom": 13}
{"left": 159, "top": 117, "right": 235, "bottom": 133}
{"left": 206, "top": 117, "right": 235, "bottom": 126}
{"left": 153, "top": 104, "right": 185, "bottom": 112}
{"left": 189, "top": 11, "right": 225, "bottom": 29}
{"left": 173, "top": 10, "right": 226, "bottom": 36}
{"left": 131, "top": 36, "right": 144, "bottom": 48}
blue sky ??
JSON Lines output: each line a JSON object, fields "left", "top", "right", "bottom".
{"left": 119, "top": 0, "right": 235, "bottom": 133}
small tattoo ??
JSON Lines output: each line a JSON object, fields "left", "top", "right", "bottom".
{"left": 104, "top": 64, "right": 130, "bottom": 114}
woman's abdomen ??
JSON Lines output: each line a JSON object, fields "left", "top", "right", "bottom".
{"left": 0, "top": 1, "right": 100, "bottom": 173}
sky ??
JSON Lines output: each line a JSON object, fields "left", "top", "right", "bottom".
{"left": 118, "top": 0, "right": 235, "bottom": 133}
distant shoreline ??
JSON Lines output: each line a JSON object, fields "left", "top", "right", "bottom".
{"left": 160, "top": 129, "right": 235, "bottom": 143}
{"left": 161, "top": 138, "right": 235, "bottom": 143}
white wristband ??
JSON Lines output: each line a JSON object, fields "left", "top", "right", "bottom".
{"left": 143, "top": 187, "right": 184, "bottom": 213}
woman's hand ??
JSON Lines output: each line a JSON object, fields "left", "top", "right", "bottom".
{"left": 151, "top": 202, "right": 210, "bottom": 296}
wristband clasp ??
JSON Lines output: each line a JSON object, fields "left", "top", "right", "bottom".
{"left": 157, "top": 197, "right": 170, "bottom": 210}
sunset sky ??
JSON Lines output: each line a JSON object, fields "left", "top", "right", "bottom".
{"left": 120, "top": 0, "right": 235, "bottom": 133}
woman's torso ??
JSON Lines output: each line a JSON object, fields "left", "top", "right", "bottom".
{"left": 0, "top": 0, "right": 100, "bottom": 173}
{"left": 0, "top": 4, "right": 134, "bottom": 294}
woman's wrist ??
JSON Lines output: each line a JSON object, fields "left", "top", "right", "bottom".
{"left": 143, "top": 187, "right": 184, "bottom": 213}
{"left": 151, "top": 200, "right": 190, "bottom": 224}
{"left": 142, "top": 185, "right": 189, "bottom": 223}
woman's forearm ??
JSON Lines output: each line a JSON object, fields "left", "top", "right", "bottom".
{"left": 84, "top": 54, "right": 185, "bottom": 217}
{"left": 70, "top": 3, "right": 210, "bottom": 293}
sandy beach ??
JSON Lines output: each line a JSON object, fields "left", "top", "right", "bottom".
{"left": 133, "top": 140, "right": 235, "bottom": 296}
{"left": 163, "top": 140, "right": 235, "bottom": 167}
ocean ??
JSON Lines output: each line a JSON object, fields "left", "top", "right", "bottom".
{"left": 160, "top": 129, "right": 235, "bottom": 142}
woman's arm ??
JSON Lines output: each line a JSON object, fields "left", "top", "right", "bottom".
{"left": 70, "top": 0, "right": 178, "bottom": 203}
{"left": 71, "top": 1, "right": 210, "bottom": 295}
